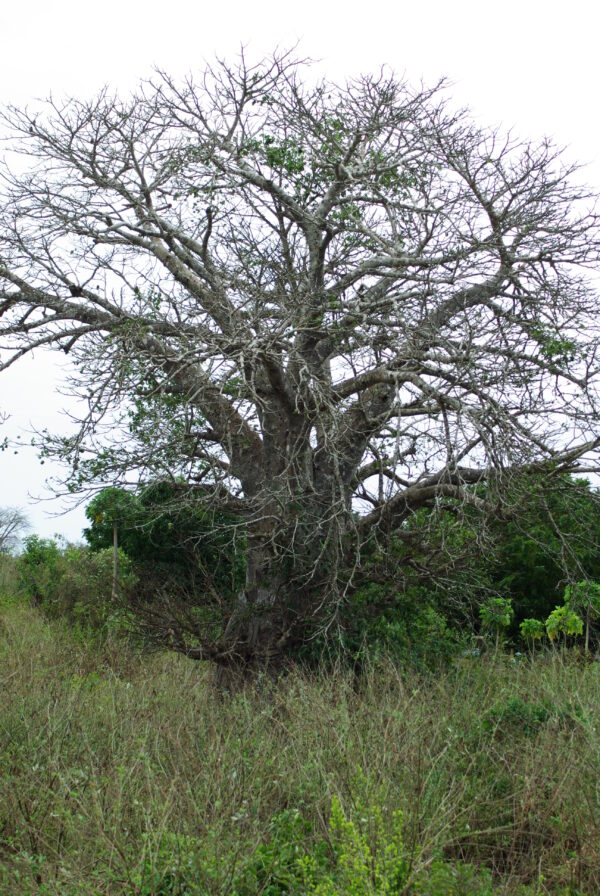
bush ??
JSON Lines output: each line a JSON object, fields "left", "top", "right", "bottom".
{"left": 17, "top": 536, "right": 135, "bottom": 636}
{"left": 563, "top": 580, "right": 600, "bottom": 652}
{"left": 133, "top": 800, "right": 496, "bottom": 895}
{"left": 234, "top": 799, "right": 494, "bottom": 895}
{"left": 84, "top": 482, "right": 245, "bottom": 602}
{"left": 135, "top": 831, "right": 212, "bottom": 896}
{"left": 479, "top": 596, "right": 514, "bottom": 648}
{"left": 545, "top": 605, "right": 584, "bottom": 644}
{"left": 483, "top": 695, "right": 551, "bottom": 737}
{"left": 0, "top": 552, "right": 19, "bottom": 601}
{"left": 486, "top": 475, "right": 600, "bottom": 636}
{"left": 520, "top": 617, "right": 545, "bottom": 648}
{"left": 17, "top": 535, "right": 62, "bottom": 607}
{"left": 296, "top": 580, "right": 465, "bottom": 673}
{"left": 233, "top": 808, "right": 329, "bottom": 895}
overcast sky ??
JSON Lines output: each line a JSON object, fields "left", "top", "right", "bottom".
{"left": 1, "top": 0, "right": 599, "bottom": 541}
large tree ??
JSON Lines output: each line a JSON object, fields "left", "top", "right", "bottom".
{"left": 1, "top": 52, "right": 600, "bottom": 673}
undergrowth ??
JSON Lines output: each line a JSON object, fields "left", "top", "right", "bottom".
{"left": 1, "top": 595, "right": 599, "bottom": 894}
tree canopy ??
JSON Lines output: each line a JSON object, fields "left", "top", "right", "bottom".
{"left": 1, "top": 51, "right": 600, "bottom": 673}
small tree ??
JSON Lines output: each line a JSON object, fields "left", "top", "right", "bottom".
{"left": 18, "top": 535, "right": 63, "bottom": 608}
{"left": 18, "top": 534, "right": 135, "bottom": 631}
{"left": 84, "top": 487, "right": 139, "bottom": 602}
{"left": 563, "top": 580, "right": 600, "bottom": 654}
{"left": 480, "top": 596, "right": 514, "bottom": 650}
{"left": 519, "top": 617, "right": 545, "bottom": 657}
{"left": 545, "top": 604, "right": 584, "bottom": 648}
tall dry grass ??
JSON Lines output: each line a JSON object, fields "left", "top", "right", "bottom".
{"left": 1, "top": 596, "right": 599, "bottom": 894}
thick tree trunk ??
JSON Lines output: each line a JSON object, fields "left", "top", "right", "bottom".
{"left": 214, "top": 537, "right": 290, "bottom": 688}
{"left": 212, "top": 482, "right": 349, "bottom": 688}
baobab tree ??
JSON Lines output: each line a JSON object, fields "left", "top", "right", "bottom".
{"left": 1, "top": 51, "right": 600, "bottom": 674}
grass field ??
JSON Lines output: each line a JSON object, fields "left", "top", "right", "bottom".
{"left": 1, "top": 592, "right": 600, "bottom": 894}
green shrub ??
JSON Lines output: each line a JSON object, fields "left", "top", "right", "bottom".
{"left": 563, "top": 580, "right": 600, "bottom": 652}
{"left": 0, "top": 552, "right": 19, "bottom": 601}
{"left": 414, "top": 861, "right": 494, "bottom": 895}
{"left": 17, "top": 536, "right": 135, "bottom": 637}
{"left": 485, "top": 474, "right": 600, "bottom": 637}
{"left": 84, "top": 482, "right": 245, "bottom": 602}
{"left": 59, "top": 545, "right": 136, "bottom": 634}
{"left": 483, "top": 695, "right": 551, "bottom": 737}
{"left": 17, "top": 535, "right": 62, "bottom": 607}
{"left": 135, "top": 832, "right": 208, "bottom": 896}
{"left": 479, "top": 596, "right": 514, "bottom": 647}
{"left": 235, "top": 800, "right": 494, "bottom": 896}
{"left": 545, "top": 605, "right": 583, "bottom": 644}
{"left": 233, "top": 808, "right": 329, "bottom": 895}
{"left": 520, "top": 617, "right": 545, "bottom": 644}
{"left": 312, "top": 795, "right": 410, "bottom": 895}
{"left": 298, "top": 581, "right": 464, "bottom": 672}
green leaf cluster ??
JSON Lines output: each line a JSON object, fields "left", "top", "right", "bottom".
{"left": 519, "top": 617, "right": 545, "bottom": 643}
{"left": 84, "top": 482, "right": 245, "bottom": 621}
{"left": 479, "top": 596, "right": 514, "bottom": 632}
{"left": 17, "top": 536, "right": 135, "bottom": 637}
{"left": 545, "top": 605, "right": 584, "bottom": 642}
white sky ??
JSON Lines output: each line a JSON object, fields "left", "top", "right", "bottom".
{"left": 1, "top": 0, "right": 599, "bottom": 541}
